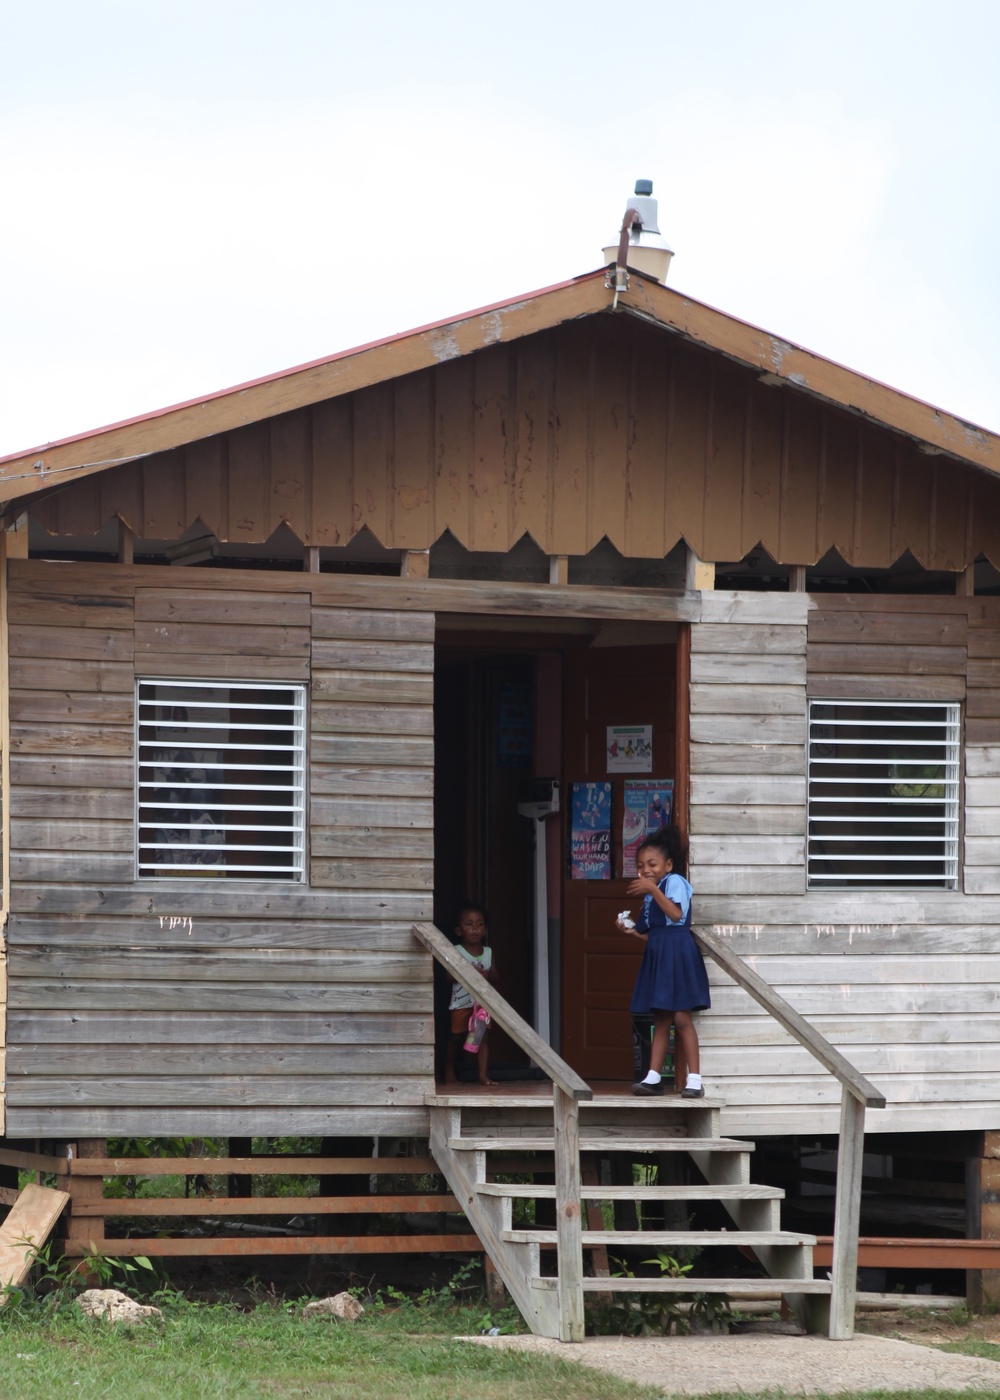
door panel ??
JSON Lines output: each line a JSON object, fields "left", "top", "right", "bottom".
{"left": 561, "top": 643, "right": 677, "bottom": 1080}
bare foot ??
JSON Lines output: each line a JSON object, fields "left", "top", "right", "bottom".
{"left": 479, "top": 1078, "right": 499, "bottom": 1087}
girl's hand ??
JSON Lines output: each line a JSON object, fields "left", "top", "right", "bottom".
{"left": 627, "top": 876, "right": 657, "bottom": 897}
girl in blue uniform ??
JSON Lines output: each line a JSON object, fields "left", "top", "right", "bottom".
{"left": 617, "top": 827, "right": 710, "bottom": 1098}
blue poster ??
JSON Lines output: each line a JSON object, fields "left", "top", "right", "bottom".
{"left": 570, "top": 781, "right": 612, "bottom": 880}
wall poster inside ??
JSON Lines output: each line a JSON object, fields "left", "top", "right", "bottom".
{"left": 622, "top": 780, "right": 674, "bottom": 878}
{"left": 569, "top": 781, "right": 612, "bottom": 880}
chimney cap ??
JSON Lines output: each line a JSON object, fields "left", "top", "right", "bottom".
{"left": 634, "top": 178, "right": 653, "bottom": 196}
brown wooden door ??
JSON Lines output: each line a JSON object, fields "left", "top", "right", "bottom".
{"left": 560, "top": 643, "right": 677, "bottom": 1081}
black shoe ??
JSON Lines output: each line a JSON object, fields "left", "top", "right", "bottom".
{"left": 680, "top": 1084, "right": 705, "bottom": 1099}
{"left": 632, "top": 1080, "right": 665, "bottom": 1096}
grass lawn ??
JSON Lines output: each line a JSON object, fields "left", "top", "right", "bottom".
{"left": 0, "top": 1293, "right": 666, "bottom": 1400}
{"left": 4, "top": 1301, "right": 1000, "bottom": 1400}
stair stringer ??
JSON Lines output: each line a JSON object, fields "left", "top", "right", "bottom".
{"left": 688, "top": 1146, "right": 823, "bottom": 1331}
{"left": 428, "top": 1108, "right": 561, "bottom": 1339}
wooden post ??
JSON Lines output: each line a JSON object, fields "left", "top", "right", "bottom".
{"left": 684, "top": 547, "right": 715, "bottom": 592}
{"left": 553, "top": 1085, "right": 584, "bottom": 1342}
{"left": 66, "top": 1139, "right": 106, "bottom": 1269}
{"left": 788, "top": 564, "right": 807, "bottom": 592}
{"left": 674, "top": 622, "right": 691, "bottom": 840}
{"left": 117, "top": 517, "right": 134, "bottom": 566}
{"left": 956, "top": 563, "right": 976, "bottom": 597}
{"left": 829, "top": 1089, "right": 865, "bottom": 1339}
{"left": 305, "top": 546, "right": 321, "bottom": 574}
{"left": 549, "top": 555, "right": 568, "bottom": 585}
{"left": 966, "top": 1130, "right": 1000, "bottom": 1308}
{"left": 228, "top": 1138, "right": 253, "bottom": 1199}
{"left": 401, "top": 550, "right": 430, "bottom": 579}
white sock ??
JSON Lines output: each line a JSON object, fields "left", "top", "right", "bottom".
{"left": 686, "top": 1073, "right": 703, "bottom": 1090}
{"left": 641, "top": 1070, "right": 662, "bottom": 1085}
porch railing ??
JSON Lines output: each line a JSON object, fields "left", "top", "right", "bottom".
{"left": 412, "top": 921, "right": 591, "bottom": 1341}
{"left": 693, "top": 924, "right": 886, "bottom": 1339}
{"left": 413, "top": 919, "right": 884, "bottom": 1341}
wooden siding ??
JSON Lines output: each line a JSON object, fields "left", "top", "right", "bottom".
{"left": 3, "top": 562, "right": 435, "bottom": 1137}
{"left": 29, "top": 318, "right": 1000, "bottom": 572}
{"left": 692, "top": 592, "right": 1000, "bottom": 1138}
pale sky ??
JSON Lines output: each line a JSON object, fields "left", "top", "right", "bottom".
{"left": 3, "top": 0, "right": 998, "bottom": 456}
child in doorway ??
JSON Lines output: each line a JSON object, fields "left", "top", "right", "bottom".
{"left": 444, "top": 902, "right": 498, "bottom": 1087}
{"left": 617, "top": 827, "right": 710, "bottom": 1098}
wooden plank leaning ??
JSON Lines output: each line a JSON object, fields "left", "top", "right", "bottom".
{"left": 0, "top": 1184, "right": 71, "bottom": 1303}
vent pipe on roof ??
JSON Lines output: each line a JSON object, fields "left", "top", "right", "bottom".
{"left": 602, "top": 179, "right": 674, "bottom": 289}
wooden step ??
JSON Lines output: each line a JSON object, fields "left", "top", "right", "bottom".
{"left": 448, "top": 1135, "right": 753, "bottom": 1154}
{"left": 426, "top": 1094, "right": 725, "bottom": 1109}
{"left": 504, "top": 1229, "right": 816, "bottom": 1248}
{"left": 576, "top": 1276, "right": 833, "bottom": 1296}
{"left": 475, "top": 1182, "right": 783, "bottom": 1201}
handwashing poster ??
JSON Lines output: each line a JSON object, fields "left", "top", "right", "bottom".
{"left": 569, "top": 781, "right": 612, "bottom": 880}
{"left": 622, "top": 781, "right": 674, "bottom": 877}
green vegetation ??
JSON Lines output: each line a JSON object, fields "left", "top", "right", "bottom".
{"left": 0, "top": 1287, "right": 659, "bottom": 1400}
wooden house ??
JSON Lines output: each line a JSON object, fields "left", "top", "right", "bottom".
{"left": 1, "top": 258, "right": 999, "bottom": 1334}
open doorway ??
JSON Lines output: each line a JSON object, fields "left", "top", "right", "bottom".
{"left": 433, "top": 619, "right": 681, "bottom": 1084}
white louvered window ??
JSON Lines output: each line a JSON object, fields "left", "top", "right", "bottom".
{"left": 807, "top": 700, "right": 960, "bottom": 890}
{"left": 137, "top": 680, "right": 306, "bottom": 879}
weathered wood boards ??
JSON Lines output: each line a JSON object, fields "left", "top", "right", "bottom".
{"left": 25, "top": 316, "right": 1000, "bottom": 571}
{"left": 691, "top": 592, "right": 1000, "bottom": 1137}
{"left": 3, "top": 565, "right": 437, "bottom": 1137}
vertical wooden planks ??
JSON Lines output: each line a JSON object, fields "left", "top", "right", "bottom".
{"left": 269, "top": 410, "right": 312, "bottom": 543}
{"left": 511, "top": 330, "right": 555, "bottom": 551}
{"left": 586, "top": 321, "right": 630, "bottom": 554}
{"left": 391, "top": 371, "right": 435, "bottom": 550}
{"left": 549, "top": 323, "right": 591, "bottom": 557}
{"left": 743, "top": 379, "right": 783, "bottom": 562}
{"left": 624, "top": 326, "right": 670, "bottom": 560}
{"left": 702, "top": 361, "right": 747, "bottom": 564}
{"left": 310, "top": 396, "right": 354, "bottom": 547}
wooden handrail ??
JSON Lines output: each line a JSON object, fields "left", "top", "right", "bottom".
{"left": 412, "top": 922, "right": 593, "bottom": 1102}
{"left": 693, "top": 925, "right": 886, "bottom": 1110}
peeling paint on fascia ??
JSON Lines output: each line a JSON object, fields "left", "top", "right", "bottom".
{"left": 430, "top": 328, "right": 462, "bottom": 362}
{"left": 481, "top": 311, "right": 505, "bottom": 345}
{"left": 787, "top": 372, "right": 807, "bottom": 387}
{"left": 769, "top": 337, "right": 795, "bottom": 373}
{"left": 958, "top": 418, "right": 989, "bottom": 448}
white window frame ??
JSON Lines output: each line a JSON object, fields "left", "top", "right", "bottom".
{"left": 136, "top": 678, "right": 306, "bottom": 880}
{"left": 807, "top": 698, "right": 960, "bottom": 891}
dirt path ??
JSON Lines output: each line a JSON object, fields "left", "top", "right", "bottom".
{"left": 471, "top": 1330, "right": 1000, "bottom": 1395}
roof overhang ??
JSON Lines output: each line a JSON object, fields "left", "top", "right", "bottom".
{"left": 2, "top": 266, "right": 997, "bottom": 510}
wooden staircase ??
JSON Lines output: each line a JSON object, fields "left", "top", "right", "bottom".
{"left": 413, "top": 919, "right": 885, "bottom": 1344}
{"left": 428, "top": 1090, "right": 832, "bottom": 1340}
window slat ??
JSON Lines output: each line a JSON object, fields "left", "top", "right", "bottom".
{"left": 137, "top": 679, "right": 306, "bottom": 882}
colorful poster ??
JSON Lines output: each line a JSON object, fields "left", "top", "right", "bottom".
{"left": 606, "top": 724, "right": 653, "bottom": 773}
{"left": 622, "top": 780, "right": 674, "bottom": 877}
{"left": 569, "top": 781, "right": 612, "bottom": 880}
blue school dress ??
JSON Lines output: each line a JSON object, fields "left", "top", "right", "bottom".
{"left": 630, "top": 873, "right": 711, "bottom": 1014}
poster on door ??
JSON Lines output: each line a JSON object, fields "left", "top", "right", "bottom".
{"left": 622, "top": 780, "right": 674, "bottom": 877}
{"left": 569, "top": 781, "right": 612, "bottom": 879}
{"left": 606, "top": 724, "right": 653, "bottom": 772}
